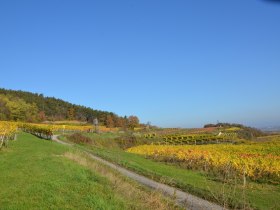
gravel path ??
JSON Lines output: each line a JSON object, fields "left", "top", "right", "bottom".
{"left": 52, "top": 135, "right": 225, "bottom": 210}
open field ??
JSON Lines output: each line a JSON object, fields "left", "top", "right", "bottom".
{"left": 0, "top": 132, "right": 179, "bottom": 210}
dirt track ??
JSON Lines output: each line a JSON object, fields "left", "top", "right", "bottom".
{"left": 52, "top": 135, "right": 225, "bottom": 210}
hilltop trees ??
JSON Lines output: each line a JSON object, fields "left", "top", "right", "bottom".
{"left": 0, "top": 88, "right": 141, "bottom": 127}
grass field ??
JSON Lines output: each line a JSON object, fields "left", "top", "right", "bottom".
{"left": 61, "top": 132, "right": 280, "bottom": 210}
{"left": 0, "top": 133, "right": 179, "bottom": 210}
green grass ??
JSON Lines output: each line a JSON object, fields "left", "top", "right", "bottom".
{"left": 63, "top": 133, "right": 280, "bottom": 210}
{"left": 0, "top": 133, "right": 177, "bottom": 210}
{"left": 83, "top": 132, "right": 122, "bottom": 148}
{"left": 84, "top": 132, "right": 122, "bottom": 139}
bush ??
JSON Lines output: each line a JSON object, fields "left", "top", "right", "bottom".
{"left": 114, "top": 135, "right": 152, "bottom": 149}
{"left": 67, "top": 133, "right": 92, "bottom": 144}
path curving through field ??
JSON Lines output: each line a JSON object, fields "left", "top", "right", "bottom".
{"left": 52, "top": 135, "right": 225, "bottom": 210}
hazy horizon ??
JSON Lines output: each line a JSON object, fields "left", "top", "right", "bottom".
{"left": 1, "top": 1, "right": 280, "bottom": 128}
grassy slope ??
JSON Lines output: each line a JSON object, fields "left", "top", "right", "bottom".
{"left": 62, "top": 133, "right": 280, "bottom": 210}
{"left": 0, "top": 133, "right": 178, "bottom": 210}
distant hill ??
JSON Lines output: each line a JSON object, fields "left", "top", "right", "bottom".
{"left": 260, "top": 126, "right": 280, "bottom": 133}
{"left": 204, "top": 122, "right": 265, "bottom": 139}
{"left": 0, "top": 88, "right": 137, "bottom": 127}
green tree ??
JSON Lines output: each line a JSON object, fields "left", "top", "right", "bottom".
{"left": 4, "top": 97, "right": 38, "bottom": 122}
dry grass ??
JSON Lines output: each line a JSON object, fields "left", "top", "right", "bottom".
{"left": 64, "top": 151, "right": 181, "bottom": 210}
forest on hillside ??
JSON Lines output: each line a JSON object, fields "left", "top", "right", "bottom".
{"left": 0, "top": 88, "right": 139, "bottom": 128}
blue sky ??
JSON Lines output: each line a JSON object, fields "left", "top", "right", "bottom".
{"left": 0, "top": 0, "right": 280, "bottom": 128}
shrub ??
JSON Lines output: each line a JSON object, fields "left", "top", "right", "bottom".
{"left": 67, "top": 133, "right": 92, "bottom": 144}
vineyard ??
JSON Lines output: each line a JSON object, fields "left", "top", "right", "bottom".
{"left": 143, "top": 127, "right": 219, "bottom": 136}
{"left": 34, "top": 123, "right": 118, "bottom": 133}
{"left": 144, "top": 132, "right": 238, "bottom": 145}
{"left": 0, "top": 121, "right": 54, "bottom": 142}
{"left": 0, "top": 121, "right": 17, "bottom": 149}
{"left": 127, "top": 140, "right": 280, "bottom": 183}
{"left": 20, "top": 123, "right": 53, "bottom": 139}
{"left": 0, "top": 121, "right": 117, "bottom": 144}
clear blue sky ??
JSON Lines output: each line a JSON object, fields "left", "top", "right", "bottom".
{"left": 1, "top": 0, "right": 280, "bottom": 128}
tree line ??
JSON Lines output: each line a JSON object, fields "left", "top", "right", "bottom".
{"left": 0, "top": 88, "right": 140, "bottom": 128}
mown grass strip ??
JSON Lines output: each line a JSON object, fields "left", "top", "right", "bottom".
{"left": 0, "top": 133, "right": 179, "bottom": 210}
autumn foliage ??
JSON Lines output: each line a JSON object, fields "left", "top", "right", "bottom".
{"left": 127, "top": 142, "right": 280, "bottom": 183}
